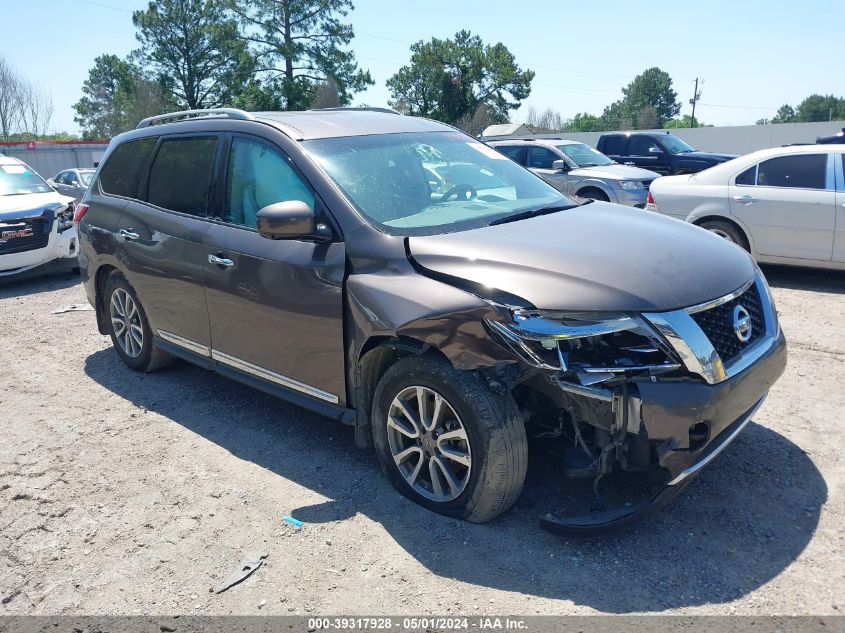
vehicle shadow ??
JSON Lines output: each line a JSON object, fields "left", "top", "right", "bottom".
{"left": 84, "top": 349, "right": 826, "bottom": 613}
{"left": 761, "top": 263, "right": 845, "bottom": 294}
{"left": 0, "top": 267, "right": 81, "bottom": 298}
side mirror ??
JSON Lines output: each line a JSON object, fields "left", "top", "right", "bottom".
{"left": 256, "top": 200, "right": 319, "bottom": 240}
{"left": 648, "top": 146, "right": 663, "bottom": 154}
{"left": 70, "top": 181, "right": 79, "bottom": 187}
{"left": 552, "top": 159, "right": 570, "bottom": 171}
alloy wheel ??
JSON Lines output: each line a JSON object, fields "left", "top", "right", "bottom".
{"left": 386, "top": 385, "right": 472, "bottom": 502}
{"left": 709, "top": 228, "right": 735, "bottom": 243}
{"left": 109, "top": 288, "right": 143, "bottom": 358}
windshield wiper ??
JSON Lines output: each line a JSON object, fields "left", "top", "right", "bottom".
{"left": 489, "top": 203, "right": 576, "bottom": 226}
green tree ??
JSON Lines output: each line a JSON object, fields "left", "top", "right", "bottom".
{"left": 73, "top": 54, "right": 168, "bottom": 138}
{"left": 795, "top": 94, "right": 845, "bottom": 122}
{"left": 387, "top": 30, "right": 534, "bottom": 125}
{"left": 600, "top": 100, "right": 634, "bottom": 131}
{"left": 133, "top": 0, "right": 253, "bottom": 110}
{"left": 565, "top": 112, "right": 602, "bottom": 132}
{"left": 664, "top": 114, "right": 704, "bottom": 129}
{"left": 771, "top": 104, "right": 796, "bottom": 124}
{"left": 620, "top": 67, "right": 680, "bottom": 125}
{"left": 226, "top": 0, "right": 372, "bottom": 110}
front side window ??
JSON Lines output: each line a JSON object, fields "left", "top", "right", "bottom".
{"left": 100, "top": 137, "right": 158, "bottom": 198}
{"left": 557, "top": 143, "right": 614, "bottom": 167}
{"left": 526, "top": 146, "right": 558, "bottom": 169}
{"left": 0, "top": 163, "right": 52, "bottom": 195}
{"left": 659, "top": 135, "right": 696, "bottom": 154}
{"left": 304, "top": 131, "right": 571, "bottom": 236}
{"left": 147, "top": 136, "right": 218, "bottom": 216}
{"left": 756, "top": 154, "right": 827, "bottom": 190}
{"left": 54, "top": 171, "right": 70, "bottom": 185}
{"left": 225, "top": 137, "right": 314, "bottom": 228}
{"left": 629, "top": 136, "right": 661, "bottom": 156}
{"left": 79, "top": 171, "right": 95, "bottom": 186}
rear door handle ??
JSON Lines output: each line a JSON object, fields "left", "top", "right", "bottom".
{"left": 732, "top": 195, "right": 757, "bottom": 204}
{"left": 208, "top": 253, "right": 235, "bottom": 268}
{"left": 119, "top": 229, "right": 139, "bottom": 241}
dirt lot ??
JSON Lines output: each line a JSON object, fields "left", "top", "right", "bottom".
{"left": 0, "top": 265, "right": 843, "bottom": 616}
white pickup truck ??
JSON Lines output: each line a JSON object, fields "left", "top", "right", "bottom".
{"left": 0, "top": 156, "right": 78, "bottom": 279}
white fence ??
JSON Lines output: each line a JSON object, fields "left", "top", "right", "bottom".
{"left": 0, "top": 142, "right": 109, "bottom": 179}
{"left": 481, "top": 120, "right": 845, "bottom": 155}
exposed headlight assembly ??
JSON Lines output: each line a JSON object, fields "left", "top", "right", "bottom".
{"left": 619, "top": 180, "right": 644, "bottom": 190}
{"left": 485, "top": 310, "right": 681, "bottom": 378}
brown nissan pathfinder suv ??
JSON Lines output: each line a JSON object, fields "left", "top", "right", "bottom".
{"left": 76, "top": 108, "right": 786, "bottom": 534}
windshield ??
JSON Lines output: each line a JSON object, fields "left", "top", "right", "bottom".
{"left": 660, "top": 135, "right": 696, "bottom": 154}
{"left": 303, "top": 131, "right": 572, "bottom": 236}
{"left": 0, "top": 164, "right": 52, "bottom": 195}
{"left": 557, "top": 143, "right": 614, "bottom": 167}
{"left": 80, "top": 171, "right": 95, "bottom": 186}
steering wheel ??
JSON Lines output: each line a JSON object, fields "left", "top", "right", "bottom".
{"left": 440, "top": 184, "right": 477, "bottom": 202}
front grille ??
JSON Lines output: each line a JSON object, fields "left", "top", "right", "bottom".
{"left": 690, "top": 284, "right": 765, "bottom": 363}
{"left": 0, "top": 218, "right": 50, "bottom": 255}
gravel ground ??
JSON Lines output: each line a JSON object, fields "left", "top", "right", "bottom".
{"left": 0, "top": 265, "right": 843, "bottom": 616}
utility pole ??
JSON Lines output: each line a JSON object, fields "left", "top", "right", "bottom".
{"left": 689, "top": 78, "right": 702, "bottom": 128}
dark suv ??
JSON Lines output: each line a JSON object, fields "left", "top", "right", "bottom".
{"left": 597, "top": 131, "right": 737, "bottom": 175}
{"left": 77, "top": 108, "right": 786, "bottom": 534}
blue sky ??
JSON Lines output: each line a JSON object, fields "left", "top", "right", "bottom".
{"left": 1, "top": 0, "right": 842, "bottom": 133}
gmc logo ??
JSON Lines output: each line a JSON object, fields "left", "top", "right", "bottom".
{"left": 0, "top": 227, "right": 33, "bottom": 242}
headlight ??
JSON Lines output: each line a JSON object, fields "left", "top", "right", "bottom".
{"left": 485, "top": 310, "right": 680, "bottom": 376}
{"left": 619, "top": 180, "right": 644, "bottom": 190}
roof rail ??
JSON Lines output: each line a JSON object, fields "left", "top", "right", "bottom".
{"left": 307, "top": 106, "right": 402, "bottom": 115}
{"left": 136, "top": 108, "right": 255, "bottom": 129}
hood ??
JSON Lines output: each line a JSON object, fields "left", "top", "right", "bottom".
{"left": 0, "top": 192, "right": 73, "bottom": 219}
{"left": 407, "top": 202, "right": 755, "bottom": 313}
{"left": 680, "top": 151, "right": 737, "bottom": 162}
{"left": 570, "top": 163, "right": 660, "bottom": 180}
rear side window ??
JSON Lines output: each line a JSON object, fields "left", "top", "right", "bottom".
{"left": 495, "top": 145, "right": 525, "bottom": 164}
{"left": 629, "top": 136, "right": 660, "bottom": 155}
{"left": 600, "top": 135, "right": 626, "bottom": 155}
{"left": 735, "top": 165, "right": 757, "bottom": 186}
{"left": 147, "top": 136, "right": 218, "bottom": 216}
{"left": 756, "top": 154, "right": 827, "bottom": 190}
{"left": 99, "top": 137, "right": 158, "bottom": 198}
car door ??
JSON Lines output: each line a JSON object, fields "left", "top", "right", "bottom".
{"left": 202, "top": 134, "right": 347, "bottom": 405}
{"left": 68, "top": 171, "right": 88, "bottom": 202}
{"left": 627, "top": 136, "right": 670, "bottom": 174}
{"left": 116, "top": 134, "right": 218, "bottom": 354}
{"left": 729, "top": 152, "right": 835, "bottom": 261}
{"left": 526, "top": 146, "right": 571, "bottom": 193}
{"left": 834, "top": 152, "right": 845, "bottom": 262}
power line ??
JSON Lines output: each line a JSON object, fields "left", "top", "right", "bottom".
{"left": 71, "top": 0, "right": 134, "bottom": 12}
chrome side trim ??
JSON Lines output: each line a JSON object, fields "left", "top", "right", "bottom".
{"left": 667, "top": 395, "right": 767, "bottom": 486}
{"left": 211, "top": 349, "right": 339, "bottom": 404}
{"left": 684, "top": 277, "right": 755, "bottom": 315}
{"left": 642, "top": 310, "right": 727, "bottom": 385}
{"left": 157, "top": 330, "right": 211, "bottom": 357}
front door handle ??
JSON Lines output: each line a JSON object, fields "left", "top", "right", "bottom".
{"left": 208, "top": 253, "right": 235, "bottom": 268}
{"left": 732, "top": 195, "right": 757, "bottom": 204}
{"left": 119, "top": 228, "right": 139, "bottom": 241}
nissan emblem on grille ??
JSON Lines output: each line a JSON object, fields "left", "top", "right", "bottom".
{"left": 732, "top": 304, "right": 753, "bottom": 343}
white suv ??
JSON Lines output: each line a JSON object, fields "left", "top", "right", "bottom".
{"left": 0, "top": 156, "right": 78, "bottom": 278}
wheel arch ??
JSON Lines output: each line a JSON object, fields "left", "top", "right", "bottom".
{"left": 574, "top": 179, "right": 615, "bottom": 202}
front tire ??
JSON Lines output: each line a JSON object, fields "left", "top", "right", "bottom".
{"left": 576, "top": 187, "right": 610, "bottom": 202}
{"left": 104, "top": 271, "right": 174, "bottom": 372}
{"left": 372, "top": 355, "right": 527, "bottom": 523}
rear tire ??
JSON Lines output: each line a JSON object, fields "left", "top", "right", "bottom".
{"left": 372, "top": 354, "right": 527, "bottom": 523}
{"left": 699, "top": 219, "right": 749, "bottom": 251}
{"left": 103, "top": 271, "right": 175, "bottom": 372}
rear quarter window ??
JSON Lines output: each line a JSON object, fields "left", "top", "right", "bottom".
{"left": 99, "top": 137, "right": 158, "bottom": 198}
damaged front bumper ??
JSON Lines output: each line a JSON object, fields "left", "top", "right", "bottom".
{"left": 486, "top": 268, "right": 788, "bottom": 535}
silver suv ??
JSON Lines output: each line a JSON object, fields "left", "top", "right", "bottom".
{"left": 490, "top": 138, "right": 660, "bottom": 207}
